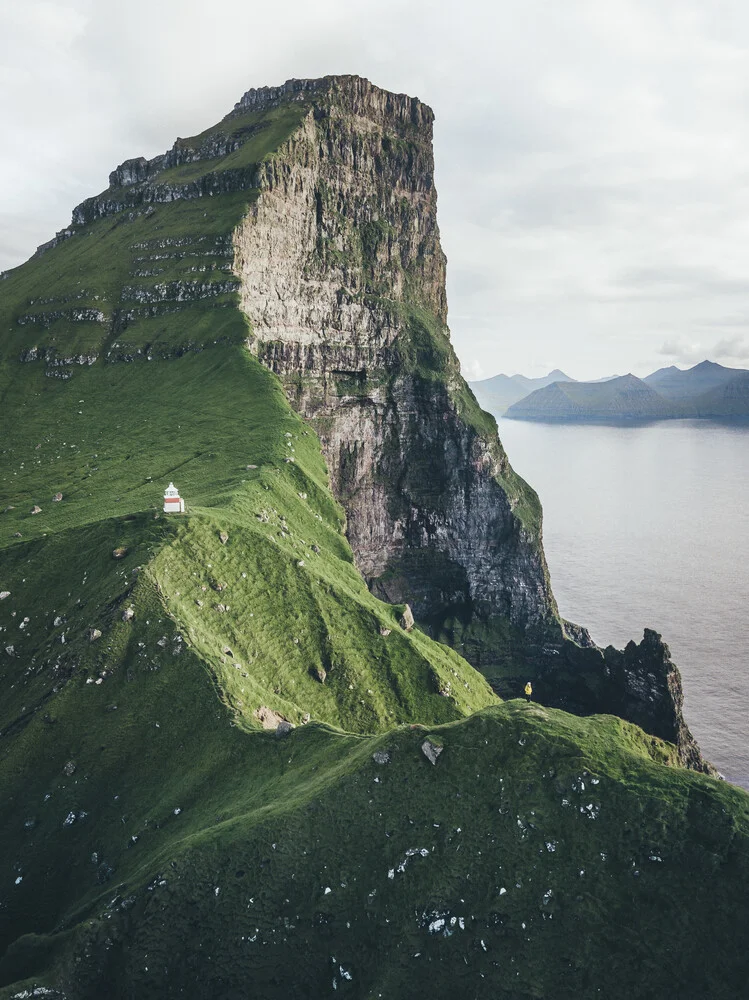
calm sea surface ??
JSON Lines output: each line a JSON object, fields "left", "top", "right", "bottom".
{"left": 496, "top": 417, "right": 749, "bottom": 789}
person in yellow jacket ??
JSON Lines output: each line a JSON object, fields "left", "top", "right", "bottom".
{"left": 524, "top": 681, "right": 533, "bottom": 703}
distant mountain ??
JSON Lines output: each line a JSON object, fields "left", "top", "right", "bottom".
{"left": 644, "top": 360, "right": 743, "bottom": 401}
{"left": 505, "top": 374, "right": 677, "bottom": 422}
{"left": 691, "top": 369, "right": 749, "bottom": 416}
{"left": 469, "top": 368, "right": 574, "bottom": 413}
{"left": 497, "top": 360, "right": 749, "bottom": 423}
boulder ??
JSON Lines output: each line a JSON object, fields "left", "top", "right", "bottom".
{"left": 311, "top": 666, "right": 327, "bottom": 684}
{"left": 52, "top": 492, "right": 63, "bottom": 502}
{"left": 399, "top": 604, "right": 414, "bottom": 631}
{"left": 112, "top": 547, "right": 127, "bottom": 559}
{"left": 254, "top": 706, "right": 287, "bottom": 730}
{"left": 219, "top": 531, "right": 229, "bottom": 545}
{"left": 0, "top": 591, "right": 10, "bottom": 600}
{"left": 421, "top": 739, "right": 443, "bottom": 765}
{"left": 372, "top": 750, "right": 391, "bottom": 765}
{"left": 89, "top": 628, "right": 102, "bottom": 642}
{"left": 122, "top": 607, "right": 134, "bottom": 622}
{"left": 379, "top": 627, "right": 391, "bottom": 636}
{"left": 275, "top": 720, "right": 295, "bottom": 738}
{"left": 30, "top": 505, "right": 42, "bottom": 515}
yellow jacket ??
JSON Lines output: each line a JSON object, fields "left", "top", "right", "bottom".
{"left": 524, "top": 682, "right": 533, "bottom": 696}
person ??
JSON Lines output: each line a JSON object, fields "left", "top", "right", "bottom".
{"left": 524, "top": 681, "right": 532, "bottom": 703}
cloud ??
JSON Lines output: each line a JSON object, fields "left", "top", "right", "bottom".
{"left": 658, "top": 336, "right": 749, "bottom": 366}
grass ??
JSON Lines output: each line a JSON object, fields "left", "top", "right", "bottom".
{"left": 1, "top": 79, "right": 748, "bottom": 999}
{"left": 1, "top": 693, "right": 747, "bottom": 997}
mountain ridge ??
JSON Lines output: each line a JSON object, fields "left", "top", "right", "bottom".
{"left": 0, "top": 75, "right": 746, "bottom": 998}
{"left": 470, "top": 360, "right": 749, "bottom": 422}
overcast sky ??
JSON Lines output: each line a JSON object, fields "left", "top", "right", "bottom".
{"left": 3, "top": 0, "right": 749, "bottom": 380}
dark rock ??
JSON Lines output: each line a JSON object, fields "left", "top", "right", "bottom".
{"left": 275, "top": 720, "right": 295, "bottom": 738}
{"left": 311, "top": 666, "right": 327, "bottom": 684}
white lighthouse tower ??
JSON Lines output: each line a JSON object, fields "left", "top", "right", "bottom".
{"left": 163, "top": 482, "right": 185, "bottom": 514}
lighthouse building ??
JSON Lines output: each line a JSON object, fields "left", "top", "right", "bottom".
{"left": 163, "top": 483, "right": 185, "bottom": 514}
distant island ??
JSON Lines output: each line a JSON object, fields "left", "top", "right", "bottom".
{"left": 470, "top": 360, "right": 749, "bottom": 422}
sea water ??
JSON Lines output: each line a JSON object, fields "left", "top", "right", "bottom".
{"left": 496, "top": 417, "right": 749, "bottom": 789}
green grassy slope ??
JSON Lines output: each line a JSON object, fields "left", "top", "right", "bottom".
{"left": 1, "top": 83, "right": 749, "bottom": 998}
{"left": 2, "top": 695, "right": 747, "bottom": 998}
{"left": 0, "top": 348, "right": 495, "bottom": 738}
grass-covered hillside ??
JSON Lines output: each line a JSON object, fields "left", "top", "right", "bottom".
{"left": 1, "top": 79, "right": 749, "bottom": 998}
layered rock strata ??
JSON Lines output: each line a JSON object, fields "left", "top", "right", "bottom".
{"left": 231, "top": 76, "right": 708, "bottom": 768}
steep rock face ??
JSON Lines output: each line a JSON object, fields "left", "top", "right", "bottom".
{"left": 234, "top": 76, "right": 556, "bottom": 637}
{"left": 231, "top": 76, "right": 707, "bottom": 767}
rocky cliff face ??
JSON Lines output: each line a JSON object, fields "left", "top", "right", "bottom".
{"left": 231, "top": 76, "right": 708, "bottom": 768}
{"left": 234, "top": 76, "right": 557, "bottom": 634}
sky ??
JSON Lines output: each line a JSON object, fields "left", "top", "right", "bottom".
{"left": 3, "top": 0, "right": 749, "bottom": 380}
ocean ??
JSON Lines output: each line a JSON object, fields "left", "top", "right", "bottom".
{"left": 496, "top": 417, "right": 749, "bottom": 789}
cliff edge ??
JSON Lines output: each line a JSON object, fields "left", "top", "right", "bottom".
{"left": 231, "top": 76, "right": 706, "bottom": 768}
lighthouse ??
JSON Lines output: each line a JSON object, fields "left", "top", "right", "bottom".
{"left": 163, "top": 482, "right": 185, "bottom": 514}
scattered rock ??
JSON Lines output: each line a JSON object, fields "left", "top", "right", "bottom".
{"left": 275, "top": 720, "right": 295, "bottom": 738}
{"left": 222, "top": 645, "right": 234, "bottom": 657}
{"left": 13, "top": 532, "right": 21, "bottom": 538}
{"left": 89, "top": 628, "right": 102, "bottom": 642}
{"left": 297, "top": 559, "right": 305, "bottom": 567}
{"left": 0, "top": 591, "right": 10, "bottom": 600}
{"left": 52, "top": 492, "right": 63, "bottom": 502}
{"left": 214, "top": 603, "right": 227, "bottom": 613}
{"left": 122, "top": 607, "right": 134, "bottom": 622}
{"left": 373, "top": 750, "right": 392, "bottom": 765}
{"left": 312, "top": 545, "right": 320, "bottom": 553}
{"left": 254, "top": 706, "right": 287, "bottom": 730}
{"left": 211, "top": 581, "right": 227, "bottom": 592}
{"left": 112, "top": 546, "right": 128, "bottom": 559}
{"left": 311, "top": 666, "right": 327, "bottom": 684}
{"left": 219, "top": 531, "right": 229, "bottom": 545}
{"left": 5, "top": 645, "right": 15, "bottom": 656}
{"left": 3, "top": 505, "right": 15, "bottom": 513}
{"left": 421, "top": 739, "right": 444, "bottom": 765}
{"left": 195, "top": 599, "right": 203, "bottom": 607}
{"left": 302, "top": 713, "right": 311, "bottom": 724}
{"left": 379, "top": 627, "right": 391, "bottom": 637}
{"left": 246, "top": 464, "right": 258, "bottom": 470}
{"left": 63, "top": 761, "right": 76, "bottom": 776}
{"left": 30, "top": 505, "right": 42, "bottom": 515}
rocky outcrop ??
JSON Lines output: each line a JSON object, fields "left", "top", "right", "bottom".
{"left": 232, "top": 75, "right": 707, "bottom": 766}
{"left": 233, "top": 76, "right": 555, "bottom": 634}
